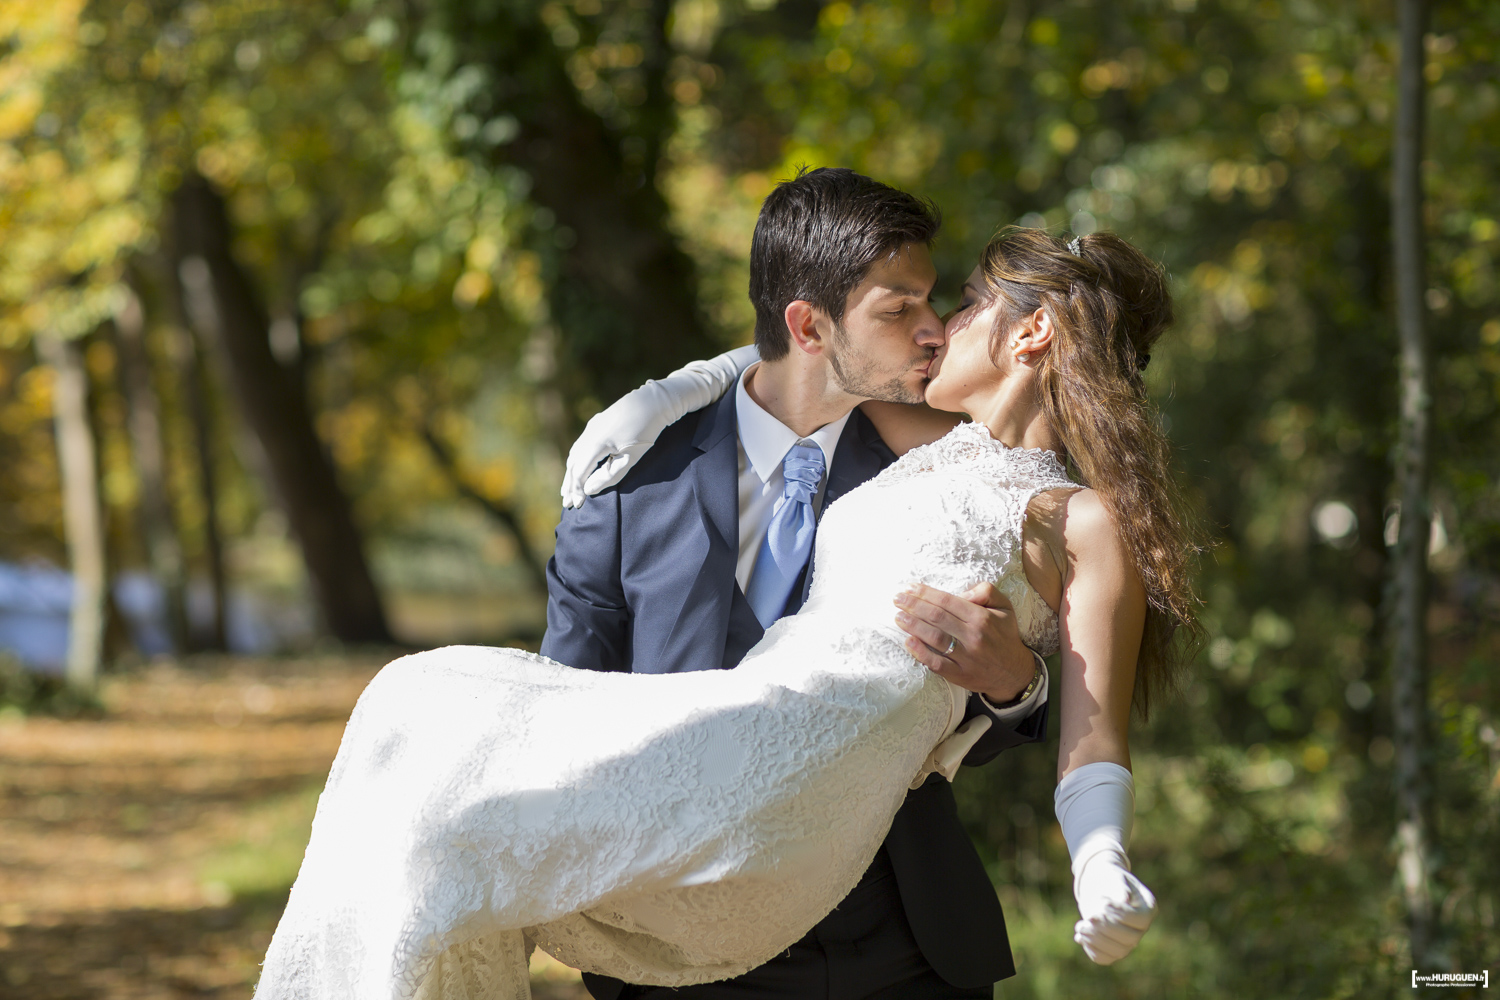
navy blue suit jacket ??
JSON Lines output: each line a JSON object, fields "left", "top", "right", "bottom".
{"left": 543, "top": 390, "right": 1046, "bottom": 987}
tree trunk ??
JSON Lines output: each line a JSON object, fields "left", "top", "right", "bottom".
{"left": 113, "top": 285, "right": 191, "bottom": 652}
{"left": 417, "top": 423, "right": 549, "bottom": 594}
{"left": 428, "top": 2, "right": 718, "bottom": 418}
{"left": 1390, "top": 0, "right": 1434, "bottom": 968}
{"left": 168, "top": 272, "right": 231, "bottom": 652}
{"left": 35, "top": 334, "right": 106, "bottom": 689}
{"left": 171, "top": 172, "right": 392, "bottom": 644}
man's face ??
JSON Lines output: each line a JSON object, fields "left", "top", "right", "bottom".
{"left": 824, "top": 243, "right": 944, "bottom": 405}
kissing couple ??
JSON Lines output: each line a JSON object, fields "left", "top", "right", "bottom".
{"left": 256, "top": 167, "right": 1200, "bottom": 1000}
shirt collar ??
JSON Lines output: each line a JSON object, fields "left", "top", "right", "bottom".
{"left": 735, "top": 364, "right": 852, "bottom": 483}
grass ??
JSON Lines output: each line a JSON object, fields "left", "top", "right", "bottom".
{"left": 197, "top": 780, "right": 324, "bottom": 903}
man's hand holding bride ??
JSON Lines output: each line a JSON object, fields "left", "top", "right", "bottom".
{"left": 892, "top": 582, "right": 1041, "bottom": 706}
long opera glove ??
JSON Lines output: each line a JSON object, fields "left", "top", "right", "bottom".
{"left": 560, "top": 346, "right": 759, "bottom": 508}
{"left": 1054, "top": 761, "right": 1157, "bottom": 965}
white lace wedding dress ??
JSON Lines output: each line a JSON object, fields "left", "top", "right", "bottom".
{"left": 256, "top": 422, "right": 1074, "bottom": 1000}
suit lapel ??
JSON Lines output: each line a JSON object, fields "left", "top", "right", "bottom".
{"left": 690, "top": 391, "right": 741, "bottom": 552}
{"left": 656, "top": 392, "right": 743, "bottom": 671}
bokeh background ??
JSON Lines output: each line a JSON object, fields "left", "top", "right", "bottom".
{"left": 0, "top": 0, "right": 1496, "bottom": 996}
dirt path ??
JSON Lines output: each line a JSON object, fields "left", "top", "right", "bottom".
{"left": 0, "top": 656, "right": 588, "bottom": 999}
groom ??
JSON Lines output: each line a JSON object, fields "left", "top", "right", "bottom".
{"left": 543, "top": 167, "right": 1048, "bottom": 999}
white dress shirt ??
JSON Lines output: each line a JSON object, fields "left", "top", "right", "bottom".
{"left": 731, "top": 366, "right": 1046, "bottom": 723}
{"left": 733, "top": 366, "right": 851, "bottom": 594}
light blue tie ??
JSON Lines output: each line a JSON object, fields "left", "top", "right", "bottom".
{"left": 746, "top": 444, "right": 826, "bottom": 628}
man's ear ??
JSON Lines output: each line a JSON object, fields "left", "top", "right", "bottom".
{"left": 784, "top": 300, "right": 829, "bottom": 355}
{"left": 1015, "top": 306, "right": 1055, "bottom": 358}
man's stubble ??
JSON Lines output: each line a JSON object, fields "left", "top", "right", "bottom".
{"left": 826, "top": 322, "right": 930, "bottom": 406}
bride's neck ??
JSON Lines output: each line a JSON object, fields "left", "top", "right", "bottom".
{"left": 966, "top": 378, "right": 1061, "bottom": 455}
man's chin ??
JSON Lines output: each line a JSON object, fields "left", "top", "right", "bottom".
{"left": 897, "top": 373, "right": 932, "bottom": 406}
{"left": 873, "top": 381, "right": 927, "bottom": 406}
{"left": 832, "top": 364, "right": 928, "bottom": 406}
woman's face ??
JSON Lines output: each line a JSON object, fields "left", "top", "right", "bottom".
{"left": 924, "top": 266, "right": 1011, "bottom": 413}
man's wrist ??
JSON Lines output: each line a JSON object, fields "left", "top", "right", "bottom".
{"left": 983, "top": 650, "right": 1045, "bottom": 707}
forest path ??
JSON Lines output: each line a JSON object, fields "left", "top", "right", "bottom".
{"left": 0, "top": 655, "right": 588, "bottom": 999}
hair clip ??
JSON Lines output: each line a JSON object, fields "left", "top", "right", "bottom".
{"left": 1067, "top": 236, "right": 1083, "bottom": 255}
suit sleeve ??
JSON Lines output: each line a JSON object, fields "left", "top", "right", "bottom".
{"left": 959, "top": 652, "right": 1050, "bottom": 767}
{"left": 540, "top": 488, "right": 632, "bottom": 673}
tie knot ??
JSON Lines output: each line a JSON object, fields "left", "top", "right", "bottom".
{"left": 781, "top": 443, "right": 824, "bottom": 500}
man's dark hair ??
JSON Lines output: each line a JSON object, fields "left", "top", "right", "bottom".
{"left": 748, "top": 167, "right": 940, "bottom": 361}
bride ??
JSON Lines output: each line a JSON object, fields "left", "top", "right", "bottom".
{"left": 255, "top": 228, "right": 1202, "bottom": 999}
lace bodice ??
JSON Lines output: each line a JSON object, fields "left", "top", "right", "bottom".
{"left": 800, "top": 421, "right": 1075, "bottom": 656}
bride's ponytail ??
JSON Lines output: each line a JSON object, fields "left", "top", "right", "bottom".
{"left": 979, "top": 227, "right": 1205, "bottom": 717}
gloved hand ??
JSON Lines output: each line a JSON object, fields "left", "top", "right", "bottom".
{"left": 1054, "top": 761, "right": 1157, "bottom": 965}
{"left": 1070, "top": 844, "right": 1157, "bottom": 964}
{"left": 560, "top": 345, "right": 759, "bottom": 508}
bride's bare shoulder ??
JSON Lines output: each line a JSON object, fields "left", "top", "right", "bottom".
{"left": 1043, "top": 488, "right": 1141, "bottom": 596}
{"left": 1033, "top": 487, "right": 1119, "bottom": 547}
{"left": 1023, "top": 487, "right": 1139, "bottom": 613}
{"left": 1021, "top": 487, "right": 1086, "bottom": 610}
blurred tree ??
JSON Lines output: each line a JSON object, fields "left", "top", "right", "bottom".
{"left": 409, "top": 0, "right": 722, "bottom": 420}
{"left": 1389, "top": 0, "right": 1434, "bottom": 966}
{"left": 33, "top": 332, "right": 106, "bottom": 688}
{"left": 0, "top": 0, "right": 123, "bottom": 679}
{"left": 164, "top": 262, "right": 231, "bottom": 650}
{"left": 0, "top": 346, "right": 64, "bottom": 562}
{"left": 0, "top": 0, "right": 534, "bottom": 642}
{"left": 173, "top": 171, "right": 391, "bottom": 643}
{"left": 110, "top": 282, "right": 191, "bottom": 650}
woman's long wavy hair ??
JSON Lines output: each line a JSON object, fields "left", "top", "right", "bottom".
{"left": 979, "top": 227, "right": 1205, "bottom": 717}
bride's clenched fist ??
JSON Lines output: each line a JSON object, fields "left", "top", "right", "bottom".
{"left": 1071, "top": 848, "right": 1157, "bottom": 964}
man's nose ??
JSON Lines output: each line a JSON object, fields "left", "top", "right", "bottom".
{"left": 914, "top": 306, "right": 946, "bottom": 347}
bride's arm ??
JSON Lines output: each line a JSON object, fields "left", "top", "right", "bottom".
{"left": 1054, "top": 488, "right": 1143, "bottom": 780}
{"left": 1040, "top": 489, "right": 1157, "bottom": 965}
{"left": 856, "top": 400, "right": 963, "bottom": 457}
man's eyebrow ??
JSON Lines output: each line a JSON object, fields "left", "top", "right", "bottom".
{"left": 879, "top": 283, "right": 935, "bottom": 298}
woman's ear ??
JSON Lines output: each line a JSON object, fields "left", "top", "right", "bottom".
{"left": 1015, "top": 306, "right": 1055, "bottom": 360}
{"left": 784, "top": 300, "right": 828, "bottom": 355}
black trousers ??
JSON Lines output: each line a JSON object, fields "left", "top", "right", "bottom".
{"left": 584, "top": 850, "right": 993, "bottom": 1000}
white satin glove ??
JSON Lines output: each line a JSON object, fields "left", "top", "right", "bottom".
{"left": 1054, "top": 761, "right": 1157, "bottom": 965}
{"left": 1070, "top": 844, "right": 1157, "bottom": 964}
{"left": 560, "top": 345, "right": 760, "bottom": 508}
